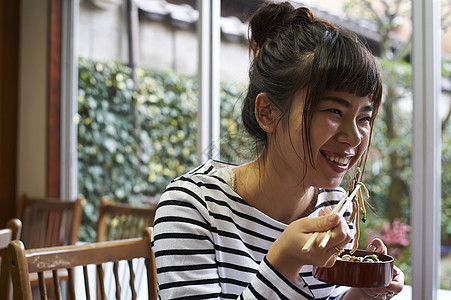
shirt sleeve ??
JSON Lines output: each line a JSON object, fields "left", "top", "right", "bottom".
{"left": 151, "top": 178, "right": 317, "bottom": 300}
{"left": 240, "top": 257, "right": 314, "bottom": 299}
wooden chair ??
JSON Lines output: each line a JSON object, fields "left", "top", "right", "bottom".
{"left": 0, "top": 218, "right": 22, "bottom": 300}
{"left": 8, "top": 227, "right": 157, "bottom": 300}
{"left": 17, "top": 193, "right": 84, "bottom": 297}
{"left": 96, "top": 196, "right": 156, "bottom": 242}
{"left": 17, "top": 193, "right": 83, "bottom": 248}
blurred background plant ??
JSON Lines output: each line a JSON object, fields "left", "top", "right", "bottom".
{"left": 362, "top": 218, "right": 412, "bottom": 284}
{"left": 342, "top": 0, "right": 451, "bottom": 287}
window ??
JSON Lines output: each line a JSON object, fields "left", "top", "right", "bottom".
{"left": 76, "top": 0, "right": 199, "bottom": 241}
{"left": 61, "top": 1, "right": 450, "bottom": 298}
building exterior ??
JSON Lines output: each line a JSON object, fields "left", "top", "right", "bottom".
{"left": 79, "top": 0, "right": 407, "bottom": 83}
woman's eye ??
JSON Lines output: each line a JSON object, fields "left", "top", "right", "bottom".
{"left": 325, "top": 109, "right": 341, "bottom": 116}
{"left": 360, "top": 116, "right": 372, "bottom": 123}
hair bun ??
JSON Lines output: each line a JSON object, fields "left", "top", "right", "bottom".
{"left": 284, "top": 7, "right": 316, "bottom": 26}
{"left": 248, "top": 2, "right": 295, "bottom": 57}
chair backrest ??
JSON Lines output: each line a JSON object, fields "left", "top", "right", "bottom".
{"left": 17, "top": 193, "right": 83, "bottom": 248}
{"left": 0, "top": 218, "right": 22, "bottom": 300}
{"left": 8, "top": 227, "right": 157, "bottom": 300}
{"left": 96, "top": 196, "right": 156, "bottom": 242}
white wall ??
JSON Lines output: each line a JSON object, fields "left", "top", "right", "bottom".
{"left": 17, "top": 0, "right": 48, "bottom": 197}
{"left": 78, "top": 3, "right": 249, "bottom": 83}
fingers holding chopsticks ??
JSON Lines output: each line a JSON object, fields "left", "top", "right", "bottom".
{"left": 317, "top": 207, "right": 353, "bottom": 267}
{"left": 302, "top": 207, "right": 351, "bottom": 249}
{"left": 266, "top": 207, "right": 352, "bottom": 281}
{"left": 312, "top": 215, "right": 351, "bottom": 263}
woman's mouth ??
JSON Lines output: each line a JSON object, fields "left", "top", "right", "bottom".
{"left": 324, "top": 154, "right": 351, "bottom": 167}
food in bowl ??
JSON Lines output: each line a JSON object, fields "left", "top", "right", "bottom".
{"left": 312, "top": 249, "right": 394, "bottom": 288}
{"left": 339, "top": 253, "right": 380, "bottom": 262}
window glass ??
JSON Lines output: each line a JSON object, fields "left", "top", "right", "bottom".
{"left": 303, "top": 0, "right": 414, "bottom": 296}
{"left": 77, "top": 0, "right": 198, "bottom": 241}
{"left": 74, "top": 2, "right": 451, "bottom": 296}
{"left": 217, "top": 1, "right": 260, "bottom": 164}
{"left": 219, "top": 2, "right": 415, "bottom": 295}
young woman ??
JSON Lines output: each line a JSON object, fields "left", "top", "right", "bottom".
{"left": 151, "top": 2, "right": 404, "bottom": 299}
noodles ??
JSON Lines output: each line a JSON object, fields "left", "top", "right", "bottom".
{"left": 347, "top": 167, "right": 370, "bottom": 255}
{"left": 302, "top": 167, "right": 371, "bottom": 254}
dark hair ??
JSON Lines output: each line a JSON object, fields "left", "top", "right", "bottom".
{"left": 242, "top": 1, "right": 382, "bottom": 169}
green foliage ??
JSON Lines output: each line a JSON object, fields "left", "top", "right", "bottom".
{"left": 77, "top": 58, "right": 248, "bottom": 241}
{"left": 441, "top": 127, "right": 451, "bottom": 242}
{"left": 365, "top": 103, "right": 412, "bottom": 219}
{"left": 219, "top": 82, "right": 256, "bottom": 163}
{"left": 379, "top": 58, "right": 412, "bottom": 91}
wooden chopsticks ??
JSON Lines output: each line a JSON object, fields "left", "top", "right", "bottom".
{"left": 302, "top": 184, "right": 362, "bottom": 252}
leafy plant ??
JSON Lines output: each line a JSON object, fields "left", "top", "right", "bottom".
{"left": 77, "top": 58, "right": 248, "bottom": 242}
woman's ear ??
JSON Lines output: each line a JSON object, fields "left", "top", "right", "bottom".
{"left": 255, "top": 93, "right": 279, "bottom": 133}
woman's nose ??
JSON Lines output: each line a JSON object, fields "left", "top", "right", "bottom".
{"left": 336, "top": 120, "right": 362, "bottom": 147}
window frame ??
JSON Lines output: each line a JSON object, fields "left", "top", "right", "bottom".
{"left": 411, "top": 0, "right": 442, "bottom": 299}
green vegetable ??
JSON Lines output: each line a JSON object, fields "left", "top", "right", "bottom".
{"left": 363, "top": 254, "right": 380, "bottom": 262}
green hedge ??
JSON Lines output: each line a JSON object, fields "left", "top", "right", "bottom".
{"left": 77, "top": 58, "right": 249, "bottom": 242}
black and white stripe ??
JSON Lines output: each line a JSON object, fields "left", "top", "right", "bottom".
{"left": 151, "top": 160, "right": 355, "bottom": 299}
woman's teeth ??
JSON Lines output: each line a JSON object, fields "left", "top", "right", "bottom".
{"left": 326, "top": 155, "right": 350, "bottom": 166}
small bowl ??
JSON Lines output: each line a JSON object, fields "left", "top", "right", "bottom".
{"left": 312, "top": 249, "right": 394, "bottom": 288}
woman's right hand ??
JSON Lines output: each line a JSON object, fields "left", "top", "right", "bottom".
{"left": 266, "top": 208, "right": 352, "bottom": 282}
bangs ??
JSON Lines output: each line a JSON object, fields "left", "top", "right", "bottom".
{"left": 326, "top": 49, "right": 382, "bottom": 102}
{"left": 310, "top": 29, "right": 383, "bottom": 105}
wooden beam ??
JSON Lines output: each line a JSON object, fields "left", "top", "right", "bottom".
{"left": 0, "top": 0, "right": 20, "bottom": 226}
{"left": 47, "top": 0, "right": 62, "bottom": 198}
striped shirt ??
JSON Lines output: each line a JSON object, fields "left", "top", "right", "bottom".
{"left": 151, "top": 160, "right": 356, "bottom": 299}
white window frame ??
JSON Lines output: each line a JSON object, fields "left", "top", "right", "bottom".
{"left": 411, "top": 0, "right": 442, "bottom": 299}
{"left": 61, "top": 0, "right": 79, "bottom": 199}
{"left": 197, "top": 0, "right": 221, "bottom": 163}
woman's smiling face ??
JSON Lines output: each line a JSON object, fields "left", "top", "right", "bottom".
{"left": 272, "top": 90, "right": 374, "bottom": 188}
